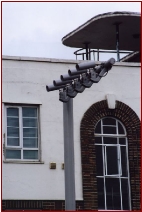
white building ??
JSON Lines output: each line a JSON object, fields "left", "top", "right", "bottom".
{"left": 2, "top": 11, "right": 141, "bottom": 211}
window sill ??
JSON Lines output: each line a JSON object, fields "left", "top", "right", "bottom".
{"left": 3, "top": 160, "right": 44, "bottom": 164}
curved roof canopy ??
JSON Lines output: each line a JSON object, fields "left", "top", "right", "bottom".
{"left": 62, "top": 11, "right": 140, "bottom": 51}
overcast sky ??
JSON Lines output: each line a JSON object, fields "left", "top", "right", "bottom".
{"left": 2, "top": 2, "right": 141, "bottom": 60}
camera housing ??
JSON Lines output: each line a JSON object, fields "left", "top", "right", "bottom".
{"left": 76, "top": 61, "right": 96, "bottom": 70}
{"left": 46, "top": 84, "right": 66, "bottom": 92}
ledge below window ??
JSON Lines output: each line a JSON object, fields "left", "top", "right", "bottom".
{"left": 3, "top": 160, "right": 44, "bottom": 164}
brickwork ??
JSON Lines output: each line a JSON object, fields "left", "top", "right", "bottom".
{"left": 80, "top": 100, "right": 141, "bottom": 210}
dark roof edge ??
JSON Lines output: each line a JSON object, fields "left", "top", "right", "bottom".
{"left": 62, "top": 11, "right": 140, "bottom": 44}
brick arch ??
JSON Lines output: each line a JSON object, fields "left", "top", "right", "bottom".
{"left": 80, "top": 100, "right": 141, "bottom": 210}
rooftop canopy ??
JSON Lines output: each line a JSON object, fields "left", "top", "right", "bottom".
{"left": 62, "top": 11, "right": 140, "bottom": 51}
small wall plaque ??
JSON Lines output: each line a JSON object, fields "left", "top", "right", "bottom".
{"left": 50, "top": 162, "right": 56, "bottom": 169}
{"left": 61, "top": 163, "right": 64, "bottom": 170}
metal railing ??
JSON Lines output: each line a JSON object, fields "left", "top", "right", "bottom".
{"left": 74, "top": 48, "right": 133, "bottom": 61}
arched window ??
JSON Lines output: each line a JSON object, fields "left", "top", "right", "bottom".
{"left": 95, "top": 117, "right": 131, "bottom": 210}
{"left": 80, "top": 100, "right": 140, "bottom": 210}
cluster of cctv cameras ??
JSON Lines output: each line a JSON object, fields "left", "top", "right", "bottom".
{"left": 46, "top": 58, "right": 115, "bottom": 102}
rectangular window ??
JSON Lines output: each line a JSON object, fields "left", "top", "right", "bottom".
{"left": 5, "top": 105, "right": 39, "bottom": 161}
{"left": 105, "top": 178, "right": 121, "bottom": 210}
{"left": 105, "top": 145, "right": 121, "bottom": 176}
{"left": 97, "top": 178, "right": 105, "bottom": 209}
{"left": 95, "top": 145, "right": 103, "bottom": 176}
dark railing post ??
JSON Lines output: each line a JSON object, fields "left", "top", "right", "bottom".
{"left": 115, "top": 23, "right": 120, "bottom": 62}
{"left": 85, "top": 43, "right": 89, "bottom": 60}
{"left": 97, "top": 49, "right": 99, "bottom": 61}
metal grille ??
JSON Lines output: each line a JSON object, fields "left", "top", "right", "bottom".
{"left": 5, "top": 200, "right": 43, "bottom": 210}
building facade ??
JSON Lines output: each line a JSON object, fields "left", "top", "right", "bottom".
{"left": 2, "top": 55, "right": 141, "bottom": 210}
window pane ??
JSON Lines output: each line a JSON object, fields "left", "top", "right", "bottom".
{"left": 23, "top": 138, "right": 38, "bottom": 148}
{"left": 121, "top": 179, "right": 130, "bottom": 210}
{"left": 95, "top": 137, "right": 102, "bottom": 144}
{"left": 103, "top": 118, "right": 116, "bottom": 126}
{"left": 106, "top": 178, "right": 121, "bottom": 210}
{"left": 22, "top": 108, "right": 37, "bottom": 117}
{"left": 103, "top": 126, "right": 116, "bottom": 134}
{"left": 7, "top": 138, "right": 19, "bottom": 146}
{"left": 121, "top": 146, "right": 128, "bottom": 177}
{"left": 7, "top": 117, "right": 19, "bottom": 127}
{"left": 23, "top": 150, "right": 38, "bottom": 159}
{"left": 23, "top": 128, "right": 38, "bottom": 137}
{"left": 7, "top": 108, "right": 19, "bottom": 116}
{"left": 6, "top": 150, "right": 21, "bottom": 159}
{"left": 7, "top": 127, "right": 19, "bottom": 137}
{"left": 106, "top": 146, "right": 119, "bottom": 175}
{"left": 104, "top": 137, "right": 117, "bottom": 144}
{"left": 95, "top": 145, "right": 103, "bottom": 175}
{"left": 23, "top": 118, "right": 37, "bottom": 127}
{"left": 97, "top": 178, "right": 105, "bottom": 209}
{"left": 95, "top": 121, "right": 101, "bottom": 134}
{"left": 119, "top": 138, "right": 126, "bottom": 145}
{"left": 118, "top": 122, "right": 125, "bottom": 134}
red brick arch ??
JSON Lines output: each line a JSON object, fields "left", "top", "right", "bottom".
{"left": 80, "top": 100, "right": 141, "bottom": 210}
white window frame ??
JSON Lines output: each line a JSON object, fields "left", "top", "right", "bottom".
{"left": 104, "top": 144, "right": 122, "bottom": 177}
{"left": 95, "top": 117, "right": 131, "bottom": 211}
{"left": 5, "top": 105, "right": 40, "bottom": 161}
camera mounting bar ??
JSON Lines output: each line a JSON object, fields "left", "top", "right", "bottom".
{"left": 46, "top": 57, "right": 115, "bottom": 102}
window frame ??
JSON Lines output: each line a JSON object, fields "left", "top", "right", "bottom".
{"left": 4, "top": 105, "right": 40, "bottom": 161}
{"left": 104, "top": 144, "right": 122, "bottom": 177}
{"left": 95, "top": 117, "right": 131, "bottom": 210}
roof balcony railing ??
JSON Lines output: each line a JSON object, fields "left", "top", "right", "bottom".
{"left": 74, "top": 48, "right": 133, "bottom": 61}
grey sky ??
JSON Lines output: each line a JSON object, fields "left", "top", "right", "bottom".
{"left": 2, "top": 2, "right": 141, "bottom": 60}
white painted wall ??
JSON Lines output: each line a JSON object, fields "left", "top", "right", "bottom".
{"left": 2, "top": 56, "right": 140, "bottom": 200}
